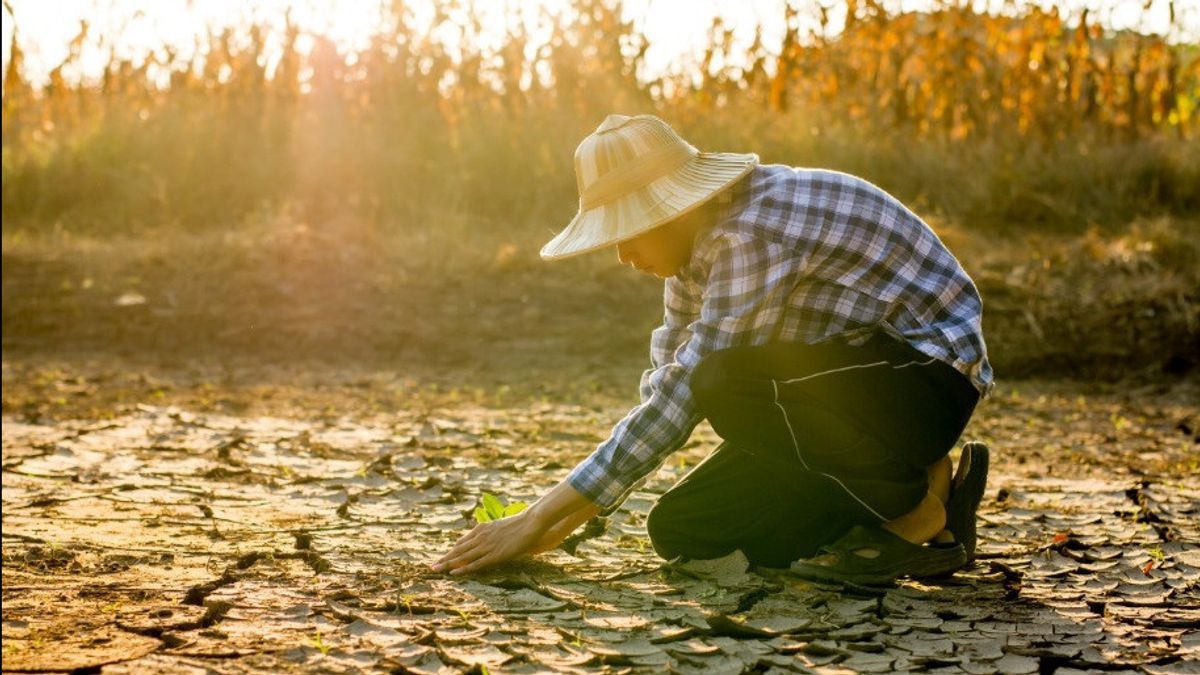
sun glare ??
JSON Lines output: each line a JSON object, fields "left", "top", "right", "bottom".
{"left": 2, "top": 0, "right": 1195, "bottom": 89}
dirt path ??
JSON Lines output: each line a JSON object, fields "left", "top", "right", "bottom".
{"left": 2, "top": 380, "right": 1197, "bottom": 673}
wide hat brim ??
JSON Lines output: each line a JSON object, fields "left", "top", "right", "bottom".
{"left": 540, "top": 151, "right": 758, "bottom": 261}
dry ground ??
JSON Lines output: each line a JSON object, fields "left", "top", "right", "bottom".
{"left": 2, "top": 362, "right": 1198, "bottom": 674}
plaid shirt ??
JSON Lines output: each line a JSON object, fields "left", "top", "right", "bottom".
{"left": 567, "top": 164, "right": 993, "bottom": 513}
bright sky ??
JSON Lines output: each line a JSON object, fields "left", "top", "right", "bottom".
{"left": 2, "top": 0, "right": 1196, "bottom": 88}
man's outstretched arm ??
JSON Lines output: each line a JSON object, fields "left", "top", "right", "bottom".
{"left": 432, "top": 480, "right": 600, "bottom": 575}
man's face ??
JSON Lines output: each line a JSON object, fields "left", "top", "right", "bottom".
{"left": 615, "top": 206, "right": 712, "bottom": 278}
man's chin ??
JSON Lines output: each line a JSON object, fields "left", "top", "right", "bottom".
{"left": 637, "top": 264, "right": 677, "bottom": 279}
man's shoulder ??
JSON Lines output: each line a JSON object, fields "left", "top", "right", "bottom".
{"left": 725, "top": 165, "right": 839, "bottom": 236}
{"left": 751, "top": 164, "right": 893, "bottom": 197}
{"left": 750, "top": 164, "right": 863, "bottom": 187}
{"left": 747, "top": 165, "right": 914, "bottom": 227}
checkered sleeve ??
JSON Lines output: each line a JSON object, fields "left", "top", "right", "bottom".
{"left": 639, "top": 276, "right": 699, "bottom": 402}
{"left": 567, "top": 233, "right": 772, "bottom": 513}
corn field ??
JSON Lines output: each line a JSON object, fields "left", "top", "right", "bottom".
{"left": 2, "top": 0, "right": 1198, "bottom": 233}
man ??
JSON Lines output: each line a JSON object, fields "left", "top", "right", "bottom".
{"left": 433, "top": 114, "right": 992, "bottom": 586}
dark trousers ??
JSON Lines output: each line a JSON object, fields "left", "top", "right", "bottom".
{"left": 646, "top": 334, "right": 980, "bottom": 568}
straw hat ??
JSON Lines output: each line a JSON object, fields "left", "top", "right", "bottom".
{"left": 540, "top": 114, "right": 758, "bottom": 260}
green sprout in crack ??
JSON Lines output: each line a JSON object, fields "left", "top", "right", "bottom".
{"left": 616, "top": 534, "right": 649, "bottom": 554}
{"left": 473, "top": 492, "right": 528, "bottom": 523}
{"left": 311, "top": 631, "right": 331, "bottom": 655}
{"left": 396, "top": 593, "right": 415, "bottom": 615}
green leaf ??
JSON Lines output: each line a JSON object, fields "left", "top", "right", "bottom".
{"left": 475, "top": 493, "right": 526, "bottom": 522}
{"left": 481, "top": 492, "right": 505, "bottom": 521}
{"left": 473, "top": 506, "right": 491, "bottom": 523}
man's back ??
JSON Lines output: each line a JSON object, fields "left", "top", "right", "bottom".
{"left": 670, "top": 164, "right": 993, "bottom": 395}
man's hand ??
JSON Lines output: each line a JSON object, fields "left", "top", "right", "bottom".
{"left": 432, "top": 509, "right": 546, "bottom": 575}
{"left": 431, "top": 480, "right": 600, "bottom": 575}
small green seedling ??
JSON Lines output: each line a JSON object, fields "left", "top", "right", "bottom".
{"left": 396, "top": 593, "right": 414, "bottom": 615}
{"left": 474, "top": 492, "right": 528, "bottom": 523}
{"left": 311, "top": 631, "right": 331, "bottom": 655}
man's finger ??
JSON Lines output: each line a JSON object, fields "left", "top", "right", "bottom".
{"left": 436, "top": 544, "right": 482, "bottom": 571}
{"left": 436, "top": 538, "right": 493, "bottom": 572}
{"left": 452, "top": 551, "right": 501, "bottom": 575}
{"left": 448, "top": 526, "right": 482, "bottom": 550}
{"left": 441, "top": 535, "right": 478, "bottom": 561}
{"left": 439, "top": 524, "right": 491, "bottom": 559}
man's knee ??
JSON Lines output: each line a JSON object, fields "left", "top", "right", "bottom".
{"left": 645, "top": 497, "right": 687, "bottom": 561}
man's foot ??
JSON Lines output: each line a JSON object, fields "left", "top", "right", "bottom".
{"left": 792, "top": 447, "right": 987, "bottom": 586}
{"left": 791, "top": 525, "right": 966, "bottom": 586}
{"left": 882, "top": 491, "right": 946, "bottom": 545}
{"left": 945, "top": 442, "right": 990, "bottom": 562}
{"left": 929, "top": 455, "right": 952, "bottom": 505}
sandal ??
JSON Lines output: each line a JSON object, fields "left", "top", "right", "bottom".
{"left": 946, "top": 442, "right": 990, "bottom": 563}
{"left": 790, "top": 525, "right": 967, "bottom": 587}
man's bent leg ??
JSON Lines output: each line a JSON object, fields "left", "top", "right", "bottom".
{"left": 690, "top": 336, "right": 978, "bottom": 546}
{"left": 647, "top": 442, "right": 856, "bottom": 567}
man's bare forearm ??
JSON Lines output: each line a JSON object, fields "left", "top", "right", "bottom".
{"left": 526, "top": 480, "right": 601, "bottom": 532}
{"left": 531, "top": 487, "right": 603, "bottom": 553}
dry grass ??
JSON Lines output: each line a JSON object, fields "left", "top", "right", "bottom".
{"left": 2, "top": 0, "right": 1198, "bottom": 234}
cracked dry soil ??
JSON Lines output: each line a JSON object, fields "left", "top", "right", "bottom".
{"left": 2, "top": 381, "right": 1198, "bottom": 674}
